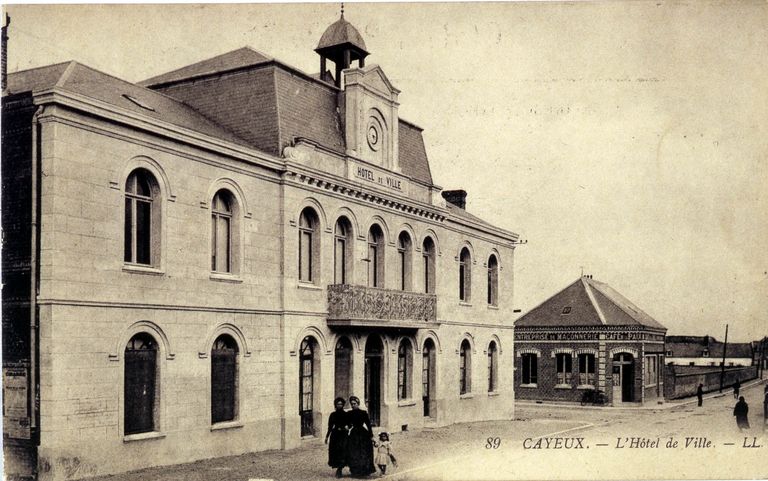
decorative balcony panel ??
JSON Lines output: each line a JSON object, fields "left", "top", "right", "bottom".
{"left": 327, "top": 284, "right": 437, "bottom": 328}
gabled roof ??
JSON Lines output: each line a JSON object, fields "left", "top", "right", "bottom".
{"left": 140, "top": 47, "right": 273, "bottom": 87}
{"left": 516, "top": 277, "right": 667, "bottom": 330}
{"left": 7, "top": 61, "right": 249, "bottom": 146}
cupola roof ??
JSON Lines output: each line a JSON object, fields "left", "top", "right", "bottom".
{"left": 316, "top": 15, "right": 368, "bottom": 55}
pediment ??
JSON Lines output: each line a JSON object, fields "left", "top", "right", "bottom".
{"left": 358, "top": 65, "right": 400, "bottom": 98}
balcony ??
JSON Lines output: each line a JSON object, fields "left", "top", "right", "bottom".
{"left": 327, "top": 284, "right": 437, "bottom": 329}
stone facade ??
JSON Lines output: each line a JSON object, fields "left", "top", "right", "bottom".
{"left": 2, "top": 15, "right": 519, "bottom": 481}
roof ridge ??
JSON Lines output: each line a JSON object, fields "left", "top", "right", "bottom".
{"left": 55, "top": 61, "right": 79, "bottom": 88}
{"left": 8, "top": 60, "right": 73, "bottom": 77}
{"left": 582, "top": 278, "right": 607, "bottom": 325}
{"left": 587, "top": 279, "right": 664, "bottom": 329}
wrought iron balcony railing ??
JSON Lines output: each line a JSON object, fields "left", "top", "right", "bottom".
{"left": 327, "top": 284, "right": 437, "bottom": 328}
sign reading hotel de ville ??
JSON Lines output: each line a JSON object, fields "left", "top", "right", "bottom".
{"left": 349, "top": 160, "right": 407, "bottom": 194}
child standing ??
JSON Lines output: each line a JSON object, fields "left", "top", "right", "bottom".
{"left": 374, "top": 432, "right": 396, "bottom": 475}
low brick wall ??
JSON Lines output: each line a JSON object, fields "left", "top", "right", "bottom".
{"left": 664, "top": 364, "right": 758, "bottom": 399}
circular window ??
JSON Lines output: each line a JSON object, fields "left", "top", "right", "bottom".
{"left": 367, "top": 122, "right": 381, "bottom": 151}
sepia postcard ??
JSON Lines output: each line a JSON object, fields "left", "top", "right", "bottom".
{"left": 1, "top": 2, "right": 766, "bottom": 481}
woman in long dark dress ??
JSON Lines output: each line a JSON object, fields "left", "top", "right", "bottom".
{"left": 345, "top": 396, "right": 376, "bottom": 477}
{"left": 325, "top": 397, "right": 348, "bottom": 478}
{"left": 733, "top": 396, "right": 750, "bottom": 431}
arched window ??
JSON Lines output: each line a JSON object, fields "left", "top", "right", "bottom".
{"left": 334, "top": 217, "right": 352, "bottom": 285}
{"left": 334, "top": 336, "right": 353, "bottom": 400}
{"left": 211, "top": 190, "right": 234, "bottom": 273}
{"left": 459, "top": 339, "right": 472, "bottom": 394}
{"left": 367, "top": 225, "right": 385, "bottom": 288}
{"left": 299, "top": 208, "right": 319, "bottom": 283}
{"left": 487, "top": 255, "right": 499, "bottom": 306}
{"left": 422, "top": 237, "right": 436, "bottom": 294}
{"left": 487, "top": 341, "right": 498, "bottom": 392}
{"left": 211, "top": 334, "right": 239, "bottom": 424}
{"left": 397, "top": 339, "right": 413, "bottom": 400}
{"left": 459, "top": 247, "right": 472, "bottom": 302}
{"left": 124, "top": 333, "right": 158, "bottom": 435}
{"left": 299, "top": 337, "right": 317, "bottom": 436}
{"left": 124, "top": 169, "right": 160, "bottom": 266}
{"left": 397, "top": 232, "right": 412, "bottom": 291}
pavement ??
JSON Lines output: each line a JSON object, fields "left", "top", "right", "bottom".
{"left": 73, "top": 380, "right": 768, "bottom": 481}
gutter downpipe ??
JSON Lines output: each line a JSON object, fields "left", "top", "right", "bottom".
{"left": 30, "top": 104, "right": 44, "bottom": 446}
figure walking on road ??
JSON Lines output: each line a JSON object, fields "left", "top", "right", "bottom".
{"left": 697, "top": 384, "right": 704, "bottom": 407}
{"left": 733, "top": 396, "right": 749, "bottom": 431}
{"left": 733, "top": 380, "right": 741, "bottom": 399}
{"left": 325, "top": 397, "right": 349, "bottom": 478}
{"left": 345, "top": 396, "right": 376, "bottom": 478}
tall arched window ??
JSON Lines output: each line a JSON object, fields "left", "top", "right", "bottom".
{"left": 487, "top": 255, "right": 499, "bottom": 306}
{"left": 487, "top": 341, "right": 498, "bottom": 392}
{"left": 299, "top": 208, "right": 319, "bottom": 283}
{"left": 459, "top": 247, "right": 472, "bottom": 302}
{"left": 124, "top": 333, "right": 158, "bottom": 435}
{"left": 367, "top": 225, "right": 385, "bottom": 288}
{"left": 422, "top": 237, "right": 436, "bottom": 294}
{"left": 397, "top": 232, "right": 412, "bottom": 291}
{"left": 299, "top": 337, "right": 317, "bottom": 436}
{"left": 211, "top": 334, "right": 239, "bottom": 424}
{"left": 334, "top": 217, "right": 352, "bottom": 285}
{"left": 124, "top": 169, "right": 160, "bottom": 266}
{"left": 459, "top": 339, "right": 472, "bottom": 394}
{"left": 397, "top": 339, "right": 413, "bottom": 400}
{"left": 211, "top": 191, "right": 234, "bottom": 273}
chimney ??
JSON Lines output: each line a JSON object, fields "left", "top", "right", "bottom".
{"left": 2, "top": 14, "right": 9, "bottom": 94}
{"left": 441, "top": 189, "right": 467, "bottom": 210}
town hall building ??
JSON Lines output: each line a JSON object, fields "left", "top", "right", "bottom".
{"left": 514, "top": 276, "right": 667, "bottom": 406}
{"left": 2, "top": 12, "right": 520, "bottom": 480}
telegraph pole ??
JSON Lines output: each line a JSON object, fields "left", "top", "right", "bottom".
{"left": 719, "top": 324, "right": 728, "bottom": 393}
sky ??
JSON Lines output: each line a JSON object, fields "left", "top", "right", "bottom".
{"left": 4, "top": 2, "right": 767, "bottom": 342}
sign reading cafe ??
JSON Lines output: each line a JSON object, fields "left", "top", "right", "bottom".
{"left": 516, "top": 331, "right": 664, "bottom": 342}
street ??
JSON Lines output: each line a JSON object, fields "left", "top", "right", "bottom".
{"left": 83, "top": 382, "right": 767, "bottom": 481}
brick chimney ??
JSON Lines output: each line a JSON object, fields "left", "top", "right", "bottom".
{"left": 441, "top": 189, "right": 467, "bottom": 210}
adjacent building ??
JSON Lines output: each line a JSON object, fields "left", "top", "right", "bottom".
{"left": 2, "top": 13, "right": 519, "bottom": 481}
{"left": 514, "top": 276, "right": 667, "bottom": 405}
{"left": 665, "top": 335, "right": 754, "bottom": 367}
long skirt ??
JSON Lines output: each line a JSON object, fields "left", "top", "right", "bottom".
{"left": 736, "top": 415, "right": 750, "bottom": 430}
{"left": 328, "top": 430, "right": 347, "bottom": 468}
{"left": 346, "top": 432, "right": 375, "bottom": 476}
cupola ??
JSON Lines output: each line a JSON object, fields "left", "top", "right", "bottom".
{"left": 315, "top": 8, "right": 369, "bottom": 87}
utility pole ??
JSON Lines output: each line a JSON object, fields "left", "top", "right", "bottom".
{"left": 719, "top": 324, "right": 728, "bottom": 393}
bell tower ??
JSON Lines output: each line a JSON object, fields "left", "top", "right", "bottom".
{"left": 315, "top": 6, "right": 369, "bottom": 88}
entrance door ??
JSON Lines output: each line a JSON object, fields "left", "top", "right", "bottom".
{"left": 422, "top": 338, "right": 436, "bottom": 418}
{"left": 364, "top": 335, "right": 383, "bottom": 427}
{"left": 612, "top": 353, "right": 635, "bottom": 403}
{"left": 334, "top": 337, "right": 352, "bottom": 400}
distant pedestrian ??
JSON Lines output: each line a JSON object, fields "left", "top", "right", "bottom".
{"left": 733, "top": 396, "right": 749, "bottom": 431}
{"left": 733, "top": 380, "right": 741, "bottom": 399}
{"left": 373, "top": 432, "right": 397, "bottom": 476}
{"left": 325, "top": 397, "right": 348, "bottom": 478}
{"left": 697, "top": 384, "right": 704, "bottom": 407}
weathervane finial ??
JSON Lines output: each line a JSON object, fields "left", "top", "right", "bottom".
{"left": 341, "top": 3, "right": 345, "bottom": 19}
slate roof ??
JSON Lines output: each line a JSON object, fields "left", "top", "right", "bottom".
{"left": 666, "top": 336, "right": 753, "bottom": 358}
{"left": 515, "top": 277, "right": 667, "bottom": 330}
{"left": 140, "top": 47, "right": 273, "bottom": 88}
{"left": 7, "top": 61, "right": 250, "bottom": 146}
{"left": 142, "top": 47, "right": 436, "bottom": 186}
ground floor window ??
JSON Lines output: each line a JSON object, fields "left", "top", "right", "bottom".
{"left": 124, "top": 333, "right": 158, "bottom": 435}
{"left": 578, "top": 353, "right": 595, "bottom": 386}
{"left": 555, "top": 353, "right": 572, "bottom": 385}
{"left": 521, "top": 353, "right": 537, "bottom": 385}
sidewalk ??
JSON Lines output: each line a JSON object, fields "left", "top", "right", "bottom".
{"left": 516, "top": 377, "right": 767, "bottom": 411}
{"left": 82, "top": 417, "right": 586, "bottom": 481}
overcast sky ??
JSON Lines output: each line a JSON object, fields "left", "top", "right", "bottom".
{"left": 5, "top": 2, "right": 767, "bottom": 342}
